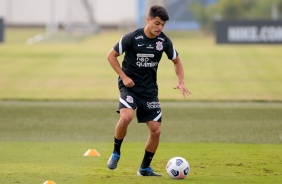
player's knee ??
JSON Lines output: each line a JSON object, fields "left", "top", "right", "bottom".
{"left": 150, "top": 128, "right": 161, "bottom": 139}
{"left": 118, "top": 115, "right": 133, "bottom": 126}
{"left": 119, "top": 108, "right": 134, "bottom": 124}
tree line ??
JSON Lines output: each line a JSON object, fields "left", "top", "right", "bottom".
{"left": 190, "top": 0, "right": 282, "bottom": 32}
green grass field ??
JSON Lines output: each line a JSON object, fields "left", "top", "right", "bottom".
{"left": 0, "top": 28, "right": 282, "bottom": 183}
{"left": 0, "top": 28, "right": 282, "bottom": 100}
{"left": 0, "top": 101, "right": 281, "bottom": 183}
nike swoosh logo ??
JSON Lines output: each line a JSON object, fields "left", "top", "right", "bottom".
{"left": 138, "top": 44, "right": 144, "bottom": 46}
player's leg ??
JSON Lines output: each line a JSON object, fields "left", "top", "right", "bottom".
{"left": 115, "top": 108, "right": 135, "bottom": 140}
{"left": 108, "top": 87, "right": 136, "bottom": 170}
{"left": 137, "top": 120, "right": 162, "bottom": 176}
{"left": 113, "top": 108, "right": 134, "bottom": 156}
{"left": 107, "top": 108, "right": 134, "bottom": 170}
{"left": 143, "top": 121, "right": 161, "bottom": 168}
{"left": 136, "top": 97, "right": 162, "bottom": 176}
{"left": 144, "top": 120, "right": 161, "bottom": 153}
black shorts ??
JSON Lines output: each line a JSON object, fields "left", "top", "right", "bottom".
{"left": 118, "top": 87, "right": 162, "bottom": 123}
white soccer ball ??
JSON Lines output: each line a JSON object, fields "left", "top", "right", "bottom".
{"left": 166, "top": 156, "right": 190, "bottom": 179}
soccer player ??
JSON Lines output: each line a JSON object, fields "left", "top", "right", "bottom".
{"left": 106, "top": 5, "right": 191, "bottom": 176}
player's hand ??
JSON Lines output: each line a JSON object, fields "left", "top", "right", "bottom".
{"left": 174, "top": 83, "right": 191, "bottom": 98}
{"left": 122, "top": 76, "right": 135, "bottom": 88}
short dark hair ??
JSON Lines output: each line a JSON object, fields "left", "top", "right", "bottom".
{"left": 148, "top": 5, "right": 169, "bottom": 21}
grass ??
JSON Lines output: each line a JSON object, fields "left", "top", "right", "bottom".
{"left": 1, "top": 142, "right": 281, "bottom": 184}
{"left": 1, "top": 28, "right": 282, "bottom": 183}
{"left": 0, "top": 28, "right": 282, "bottom": 100}
{"left": 1, "top": 100, "right": 281, "bottom": 143}
{"left": 0, "top": 101, "right": 282, "bottom": 183}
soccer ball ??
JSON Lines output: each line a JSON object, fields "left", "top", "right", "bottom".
{"left": 166, "top": 157, "right": 190, "bottom": 179}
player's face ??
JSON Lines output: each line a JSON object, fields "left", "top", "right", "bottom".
{"left": 146, "top": 16, "right": 166, "bottom": 37}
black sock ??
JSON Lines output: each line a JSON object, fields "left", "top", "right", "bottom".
{"left": 140, "top": 150, "right": 155, "bottom": 169}
{"left": 113, "top": 137, "right": 123, "bottom": 155}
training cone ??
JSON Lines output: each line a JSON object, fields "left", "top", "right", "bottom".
{"left": 43, "top": 181, "right": 56, "bottom": 184}
{"left": 84, "top": 149, "right": 100, "bottom": 156}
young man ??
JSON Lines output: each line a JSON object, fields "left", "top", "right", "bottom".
{"left": 107, "top": 5, "right": 191, "bottom": 176}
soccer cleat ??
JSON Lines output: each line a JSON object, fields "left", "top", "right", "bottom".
{"left": 107, "top": 151, "right": 120, "bottom": 170}
{"left": 137, "top": 166, "right": 162, "bottom": 176}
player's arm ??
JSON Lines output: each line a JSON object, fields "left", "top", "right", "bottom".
{"left": 107, "top": 49, "right": 135, "bottom": 88}
{"left": 172, "top": 56, "right": 191, "bottom": 98}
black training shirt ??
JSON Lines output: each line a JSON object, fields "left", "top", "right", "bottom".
{"left": 113, "top": 28, "right": 178, "bottom": 96}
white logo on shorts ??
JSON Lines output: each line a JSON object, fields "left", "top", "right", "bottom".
{"left": 147, "top": 101, "right": 160, "bottom": 109}
{"left": 126, "top": 96, "right": 133, "bottom": 103}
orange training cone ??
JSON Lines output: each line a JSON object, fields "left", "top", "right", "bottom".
{"left": 84, "top": 149, "right": 100, "bottom": 156}
{"left": 43, "top": 181, "right": 56, "bottom": 184}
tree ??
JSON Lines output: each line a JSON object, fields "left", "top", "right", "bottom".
{"left": 189, "top": 0, "right": 282, "bottom": 32}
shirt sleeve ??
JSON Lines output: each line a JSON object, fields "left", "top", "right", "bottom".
{"left": 113, "top": 32, "right": 133, "bottom": 55}
{"left": 165, "top": 37, "right": 178, "bottom": 60}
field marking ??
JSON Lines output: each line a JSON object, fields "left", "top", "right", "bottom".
{"left": 26, "top": 33, "right": 49, "bottom": 45}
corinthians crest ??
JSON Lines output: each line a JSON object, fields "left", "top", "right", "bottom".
{"left": 126, "top": 95, "right": 133, "bottom": 103}
{"left": 156, "top": 41, "right": 163, "bottom": 51}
